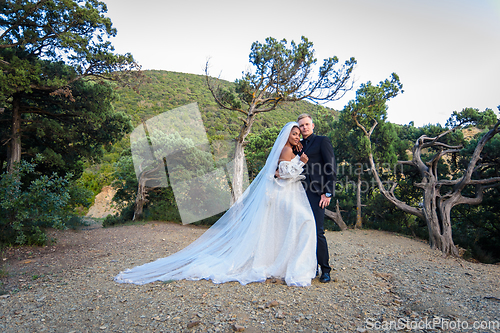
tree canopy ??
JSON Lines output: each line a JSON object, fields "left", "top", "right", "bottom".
{"left": 0, "top": 0, "right": 139, "bottom": 172}
{"left": 0, "top": 0, "right": 137, "bottom": 88}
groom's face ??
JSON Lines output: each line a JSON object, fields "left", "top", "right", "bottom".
{"left": 298, "top": 117, "right": 315, "bottom": 139}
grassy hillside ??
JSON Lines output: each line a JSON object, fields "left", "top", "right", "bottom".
{"left": 113, "top": 70, "right": 338, "bottom": 139}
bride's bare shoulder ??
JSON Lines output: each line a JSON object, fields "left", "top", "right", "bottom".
{"left": 279, "top": 146, "right": 295, "bottom": 162}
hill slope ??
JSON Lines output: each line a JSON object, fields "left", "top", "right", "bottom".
{"left": 113, "top": 70, "right": 338, "bottom": 138}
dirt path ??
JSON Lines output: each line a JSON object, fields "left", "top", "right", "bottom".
{"left": 1, "top": 222, "right": 499, "bottom": 332}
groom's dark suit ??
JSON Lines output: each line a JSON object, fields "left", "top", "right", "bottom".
{"left": 300, "top": 133, "right": 337, "bottom": 274}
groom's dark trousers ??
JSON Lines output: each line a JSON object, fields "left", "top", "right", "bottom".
{"left": 301, "top": 134, "right": 337, "bottom": 275}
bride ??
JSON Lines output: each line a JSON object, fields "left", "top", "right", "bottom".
{"left": 115, "top": 122, "right": 317, "bottom": 287}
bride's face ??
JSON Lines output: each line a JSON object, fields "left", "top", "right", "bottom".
{"left": 288, "top": 127, "right": 301, "bottom": 147}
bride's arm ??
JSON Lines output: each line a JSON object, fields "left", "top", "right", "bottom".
{"left": 275, "top": 146, "right": 295, "bottom": 179}
{"left": 279, "top": 146, "right": 308, "bottom": 164}
{"left": 274, "top": 146, "right": 295, "bottom": 178}
{"left": 277, "top": 146, "right": 306, "bottom": 179}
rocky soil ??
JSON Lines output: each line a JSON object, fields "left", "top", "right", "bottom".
{"left": 1, "top": 222, "right": 499, "bottom": 332}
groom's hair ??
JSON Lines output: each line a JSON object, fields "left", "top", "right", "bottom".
{"left": 297, "top": 113, "right": 313, "bottom": 123}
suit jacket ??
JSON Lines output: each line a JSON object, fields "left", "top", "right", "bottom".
{"left": 301, "top": 134, "right": 337, "bottom": 196}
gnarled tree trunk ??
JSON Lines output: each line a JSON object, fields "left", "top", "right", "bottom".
{"left": 133, "top": 179, "right": 147, "bottom": 221}
{"left": 7, "top": 95, "right": 21, "bottom": 173}
{"left": 325, "top": 200, "right": 348, "bottom": 231}
{"left": 230, "top": 111, "right": 256, "bottom": 203}
{"left": 133, "top": 161, "right": 166, "bottom": 221}
{"left": 364, "top": 120, "right": 500, "bottom": 256}
{"left": 355, "top": 173, "right": 363, "bottom": 228}
{"left": 419, "top": 180, "right": 458, "bottom": 255}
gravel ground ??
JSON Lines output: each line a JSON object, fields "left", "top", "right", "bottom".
{"left": 1, "top": 221, "right": 499, "bottom": 333}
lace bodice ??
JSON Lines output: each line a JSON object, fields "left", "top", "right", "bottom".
{"left": 278, "top": 155, "right": 305, "bottom": 181}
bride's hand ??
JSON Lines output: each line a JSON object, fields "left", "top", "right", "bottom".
{"left": 300, "top": 153, "right": 308, "bottom": 164}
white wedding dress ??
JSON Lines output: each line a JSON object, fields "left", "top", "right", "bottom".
{"left": 115, "top": 122, "right": 317, "bottom": 287}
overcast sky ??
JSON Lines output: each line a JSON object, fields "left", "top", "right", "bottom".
{"left": 103, "top": 0, "right": 500, "bottom": 127}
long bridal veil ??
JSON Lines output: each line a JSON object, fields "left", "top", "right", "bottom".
{"left": 115, "top": 122, "right": 316, "bottom": 286}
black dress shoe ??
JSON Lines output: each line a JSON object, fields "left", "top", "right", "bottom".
{"left": 319, "top": 272, "right": 331, "bottom": 283}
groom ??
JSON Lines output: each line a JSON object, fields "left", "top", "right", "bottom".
{"left": 297, "top": 114, "right": 337, "bottom": 283}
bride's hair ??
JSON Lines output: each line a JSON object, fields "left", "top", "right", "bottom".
{"left": 291, "top": 125, "right": 301, "bottom": 155}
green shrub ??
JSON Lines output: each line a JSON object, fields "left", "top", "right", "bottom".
{"left": 102, "top": 214, "right": 123, "bottom": 227}
{"left": 0, "top": 159, "right": 91, "bottom": 246}
{"left": 145, "top": 201, "right": 182, "bottom": 223}
{"left": 102, "top": 204, "right": 135, "bottom": 227}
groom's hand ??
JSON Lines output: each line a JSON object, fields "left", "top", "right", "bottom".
{"left": 319, "top": 194, "right": 331, "bottom": 209}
